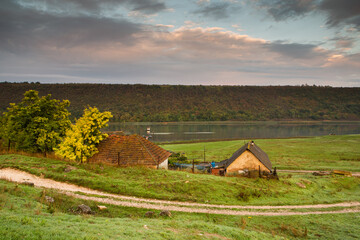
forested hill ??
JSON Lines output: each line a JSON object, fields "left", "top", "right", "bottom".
{"left": 1, "top": 83, "right": 360, "bottom": 122}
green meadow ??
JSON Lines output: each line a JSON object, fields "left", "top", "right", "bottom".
{"left": 0, "top": 152, "right": 359, "bottom": 206}
{"left": 0, "top": 134, "right": 359, "bottom": 239}
{"left": 0, "top": 179, "right": 359, "bottom": 240}
{"left": 161, "top": 134, "right": 360, "bottom": 172}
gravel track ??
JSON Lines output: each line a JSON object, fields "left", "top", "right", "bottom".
{"left": 1, "top": 168, "right": 359, "bottom": 216}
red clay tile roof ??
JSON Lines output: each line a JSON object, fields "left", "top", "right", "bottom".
{"left": 88, "top": 134, "right": 171, "bottom": 167}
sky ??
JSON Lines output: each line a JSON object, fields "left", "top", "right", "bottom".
{"left": 0, "top": 0, "right": 360, "bottom": 86}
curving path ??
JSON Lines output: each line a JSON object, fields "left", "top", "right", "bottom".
{"left": 0, "top": 168, "right": 359, "bottom": 216}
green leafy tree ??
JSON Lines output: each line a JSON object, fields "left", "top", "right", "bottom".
{"left": 55, "top": 107, "right": 112, "bottom": 163}
{"left": 0, "top": 90, "right": 71, "bottom": 154}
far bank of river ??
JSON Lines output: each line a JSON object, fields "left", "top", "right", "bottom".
{"left": 106, "top": 121, "right": 360, "bottom": 142}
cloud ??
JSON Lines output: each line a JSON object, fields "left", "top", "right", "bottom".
{"left": 16, "top": 0, "right": 167, "bottom": 15}
{"left": 0, "top": 0, "right": 142, "bottom": 55}
{"left": 266, "top": 41, "right": 327, "bottom": 59}
{"left": 155, "top": 24, "right": 174, "bottom": 29}
{"left": 330, "top": 36, "right": 355, "bottom": 50}
{"left": 1, "top": 0, "right": 359, "bottom": 86}
{"left": 319, "top": 0, "right": 360, "bottom": 30}
{"left": 197, "top": 0, "right": 210, "bottom": 4}
{"left": 324, "top": 53, "right": 360, "bottom": 69}
{"left": 253, "top": 0, "right": 316, "bottom": 21}
{"left": 130, "top": 0, "right": 167, "bottom": 14}
{"left": 0, "top": 5, "right": 343, "bottom": 69}
{"left": 193, "top": 2, "right": 239, "bottom": 20}
{"left": 0, "top": 24, "right": 358, "bottom": 86}
{"left": 254, "top": 0, "right": 360, "bottom": 31}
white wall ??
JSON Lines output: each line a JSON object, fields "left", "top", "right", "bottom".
{"left": 158, "top": 158, "right": 168, "bottom": 170}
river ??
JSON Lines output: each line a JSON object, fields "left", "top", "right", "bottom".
{"left": 106, "top": 121, "right": 360, "bottom": 142}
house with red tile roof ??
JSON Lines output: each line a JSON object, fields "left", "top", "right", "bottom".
{"left": 88, "top": 134, "right": 171, "bottom": 169}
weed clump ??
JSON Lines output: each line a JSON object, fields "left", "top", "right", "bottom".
{"left": 21, "top": 216, "right": 33, "bottom": 225}
{"left": 279, "top": 224, "right": 308, "bottom": 237}
{"left": 236, "top": 218, "right": 247, "bottom": 229}
{"left": 237, "top": 188, "right": 269, "bottom": 201}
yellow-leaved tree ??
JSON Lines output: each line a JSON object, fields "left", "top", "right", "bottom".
{"left": 55, "top": 107, "right": 112, "bottom": 163}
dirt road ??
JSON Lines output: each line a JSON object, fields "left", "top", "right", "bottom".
{"left": 278, "top": 169, "right": 360, "bottom": 177}
{"left": 1, "top": 168, "right": 359, "bottom": 216}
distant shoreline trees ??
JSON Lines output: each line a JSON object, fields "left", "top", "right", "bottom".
{"left": 1, "top": 83, "right": 359, "bottom": 122}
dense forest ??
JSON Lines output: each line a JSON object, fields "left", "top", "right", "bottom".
{"left": 1, "top": 82, "right": 360, "bottom": 122}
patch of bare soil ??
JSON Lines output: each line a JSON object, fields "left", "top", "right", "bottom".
{"left": 1, "top": 168, "right": 359, "bottom": 216}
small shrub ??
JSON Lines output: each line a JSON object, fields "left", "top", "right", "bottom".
{"left": 236, "top": 218, "right": 247, "bottom": 229}
{"left": 21, "top": 216, "right": 33, "bottom": 225}
{"left": 0, "top": 193, "right": 7, "bottom": 208}
{"left": 290, "top": 227, "right": 302, "bottom": 237}
{"left": 39, "top": 190, "right": 46, "bottom": 203}
{"left": 13, "top": 185, "right": 20, "bottom": 192}
{"left": 237, "top": 188, "right": 265, "bottom": 201}
{"left": 144, "top": 211, "right": 155, "bottom": 218}
{"left": 1, "top": 186, "right": 8, "bottom": 193}
{"left": 280, "top": 224, "right": 288, "bottom": 231}
{"left": 279, "top": 224, "right": 308, "bottom": 237}
{"left": 24, "top": 202, "right": 32, "bottom": 208}
{"left": 237, "top": 191, "right": 250, "bottom": 201}
{"left": 338, "top": 178, "right": 357, "bottom": 190}
{"left": 34, "top": 208, "right": 42, "bottom": 215}
{"left": 48, "top": 205, "right": 56, "bottom": 214}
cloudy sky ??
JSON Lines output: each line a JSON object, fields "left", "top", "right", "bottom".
{"left": 1, "top": 0, "right": 359, "bottom": 86}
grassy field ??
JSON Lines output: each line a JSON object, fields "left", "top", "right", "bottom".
{"left": 0, "top": 154, "right": 359, "bottom": 206}
{"left": 1, "top": 179, "right": 359, "bottom": 240}
{"left": 161, "top": 134, "right": 360, "bottom": 172}
{"left": 0, "top": 135, "right": 359, "bottom": 239}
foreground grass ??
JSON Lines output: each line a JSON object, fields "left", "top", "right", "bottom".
{"left": 161, "top": 134, "right": 360, "bottom": 171}
{"left": 0, "top": 180, "right": 359, "bottom": 240}
{"left": 0, "top": 154, "right": 360, "bottom": 206}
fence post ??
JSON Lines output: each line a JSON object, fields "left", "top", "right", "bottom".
{"left": 258, "top": 165, "right": 261, "bottom": 178}
{"left": 204, "top": 146, "right": 206, "bottom": 162}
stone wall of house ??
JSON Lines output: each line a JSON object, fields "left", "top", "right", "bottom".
{"left": 226, "top": 150, "right": 270, "bottom": 174}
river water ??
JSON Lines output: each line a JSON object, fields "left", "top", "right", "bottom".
{"left": 106, "top": 121, "right": 360, "bottom": 142}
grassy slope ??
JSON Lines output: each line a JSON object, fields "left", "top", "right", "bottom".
{"left": 0, "top": 153, "right": 359, "bottom": 206}
{"left": 0, "top": 135, "right": 359, "bottom": 239}
{"left": 1, "top": 180, "right": 359, "bottom": 240}
{"left": 161, "top": 134, "right": 360, "bottom": 172}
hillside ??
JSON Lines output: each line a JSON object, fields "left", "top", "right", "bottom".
{"left": 1, "top": 82, "right": 360, "bottom": 121}
{"left": 0, "top": 152, "right": 360, "bottom": 239}
{"left": 0, "top": 135, "right": 360, "bottom": 239}
{"left": 1, "top": 176, "right": 359, "bottom": 240}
